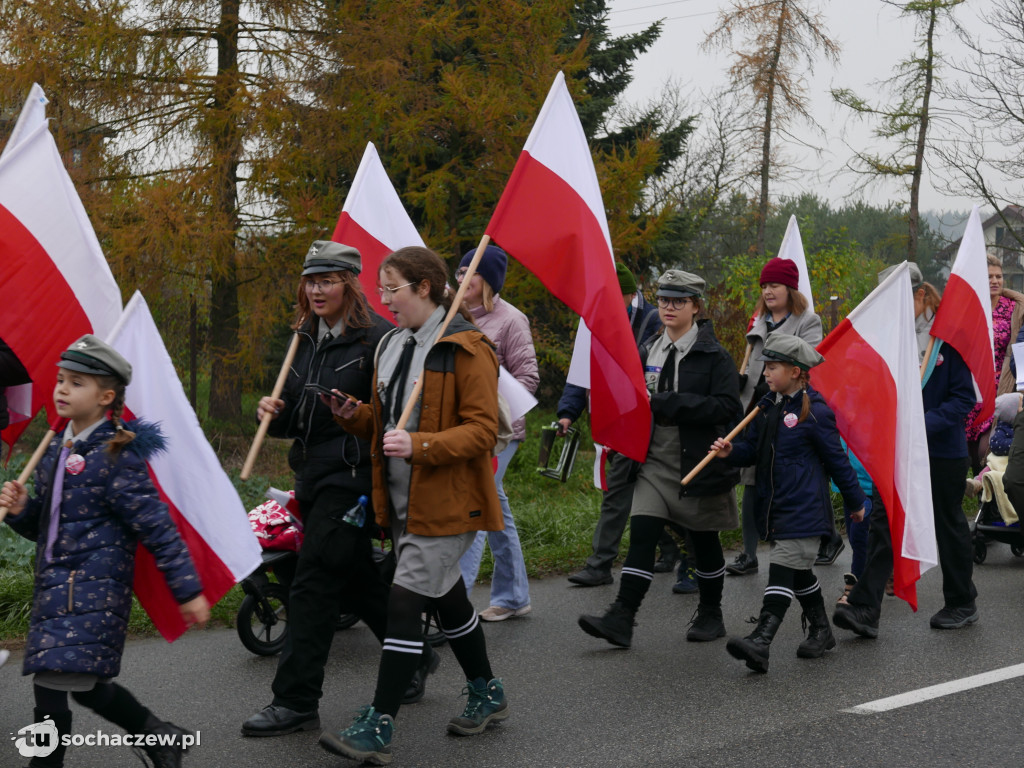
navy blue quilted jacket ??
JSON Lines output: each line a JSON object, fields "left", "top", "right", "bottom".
{"left": 725, "top": 386, "right": 866, "bottom": 541}
{"left": 7, "top": 420, "right": 201, "bottom": 678}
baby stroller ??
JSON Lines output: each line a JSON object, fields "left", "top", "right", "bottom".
{"left": 971, "top": 497, "right": 1024, "bottom": 564}
{"left": 238, "top": 490, "right": 444, "bottom": 656}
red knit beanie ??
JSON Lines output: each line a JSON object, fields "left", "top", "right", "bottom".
{"left": 759, "top": 257, "right": 799, "bottom": 290}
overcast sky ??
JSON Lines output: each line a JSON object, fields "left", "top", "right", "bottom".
{"left": 607, "top": 0, "right": 994, "bottom": 216}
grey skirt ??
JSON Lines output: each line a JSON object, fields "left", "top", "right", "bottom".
{"left": 632, "top": 426, "right": 739, "bottom": 531}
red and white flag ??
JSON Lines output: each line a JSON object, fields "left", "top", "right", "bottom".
{"left": 930, "top": 205, "right": 995, "bottom": 429}
{"left": 108, "top": 292, "right": 261, "bottom": 641}
{"left": 0, "top": 84, "right": 122, "bottom": 447}
{"left": 331, "top": 142, "right": 425, "bottom": 320}
{"left": 485, "top": 72, "right": 650, "bottom": 461}
{"left": 815, "top": 263, "right": 937, "bottom": 609}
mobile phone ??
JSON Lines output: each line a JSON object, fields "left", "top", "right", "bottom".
{"left": 304, "top": 383, "right": 355, "bottom": 402}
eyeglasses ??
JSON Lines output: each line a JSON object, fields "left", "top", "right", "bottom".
{"left": 377, "top": 281, "right": 415, "bottom": 298}
{"left": 455, "top": 267, "right": 469, "bottom": 281}
{"left": 305, "top": 278, "right": 342, "bottom": 293}
{"left": 657, "top": 296, "right": 693, "bottom": 309}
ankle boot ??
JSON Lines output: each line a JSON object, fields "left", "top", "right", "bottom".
{"left": 27, "top": 709, "right": 71, "bottom": 768}
{"left": 797, "top": 603, "right": 837, "bottom": 658}
{"left": 726, "top": 610, "right": 783, "bottom": 673}
{"left": 578, "top": 602, "right": 636, "bottom": 648}
{"left": 136, "top": 713, "right": 191, "bottom": 768}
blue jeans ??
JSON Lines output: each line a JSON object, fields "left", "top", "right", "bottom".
{"left": 844, "top": 496, "right": 871, "bottom": 578}
{"left": 459, "top": 440, "right": 530, "bottom": 610}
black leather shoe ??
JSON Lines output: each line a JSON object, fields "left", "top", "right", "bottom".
{"left": 138, "top": 714, "right": 192, "bottom": 767}
{"left": 832, "top": 602, "right": 879, "bottom": 639}
{"left": 725, "top": 553, "right": 758, "bottom": 576}
{"left": 241, "top": 704, "right": 320, "bottom": 737}
{"left": 815, "top": 537, "right": 845, "bottom": 566}
{"left": 578, "top": 602, "right": 635, "bottom": 647}
{"left": 403, "top": 643, "right": 441, "bottom": 704}
{"left": 567, "top": 567, "right": 613, "bottom": 587}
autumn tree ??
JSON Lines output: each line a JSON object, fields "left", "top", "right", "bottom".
{"left": 703, "top": 0, "right": 839, "bottom": 258}
{"left": 936, "top": 0, "right": 1024, "bottom": 259}
{"left": 832, "top": 0, "right": 963, "bottom": 263}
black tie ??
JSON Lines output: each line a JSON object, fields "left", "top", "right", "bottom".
{"left": 658, "top": 347, "right": 676, "bottom": 393}
{"left": 388, "top": 337, "right": 417, "bottom": 425}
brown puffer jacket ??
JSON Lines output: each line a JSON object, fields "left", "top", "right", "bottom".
{"left": 340, "top": 314, "right": 503, "bottom": 537}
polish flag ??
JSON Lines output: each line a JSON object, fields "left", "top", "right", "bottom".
{"left": 0, "top": 84, "right": 122, "bottom": 447}
{"left": 485, "top": 72, "right": 650, "bottom": 461}
{"left": 108, "top": 292, "right": 261, "bottom": 641}
{"left": 331, "top": 142, "right": 425, "bottom": 320}
{"left": 930, "top": 205, "right": 995, "bottom": 429}
{"left": 815, "top": 263, "right": 937, "bottom": 609}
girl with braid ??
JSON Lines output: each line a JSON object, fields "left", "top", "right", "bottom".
{"left": 712, "top": 334, "right": 865, "bottom": 673}
{"left": 1, "top": 335, "right": 209, "bottom": 768}
{"left": 320, "top": 246, "right": 507, "bottom": 766}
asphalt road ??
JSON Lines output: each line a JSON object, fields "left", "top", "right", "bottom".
{"left": 2, "top": 542, "right": 1023, "bottom": 768}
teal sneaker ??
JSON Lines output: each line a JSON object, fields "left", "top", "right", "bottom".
{"left": 447, "top": 677, "right": 509, "bottom": 736}
{"left": 318, "top": 706, "right": 394, "bottom": 765}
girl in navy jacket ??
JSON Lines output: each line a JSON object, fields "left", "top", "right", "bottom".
{"left": 1, "top": 335, "right": 208, "bottom": 768}
{"left": 713, "top": 334, "right": 865, "bottom": 673}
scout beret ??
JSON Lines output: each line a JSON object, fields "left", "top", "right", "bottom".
{"left": 58, "top": 334, "right": 132, "bottom": 385}
{"left": 655, "top": 269, "right": 705, "bottom": 298}
{"left": 757, "top": 333, "right": 824, "bottom": 371}
{"left": 878, "top": 262, "right": 923, "bottom": 291}
{"left": 302, "top": 240, "right": 362, "bottom": 276}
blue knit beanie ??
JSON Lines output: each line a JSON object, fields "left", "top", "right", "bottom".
{"left": 460, "top": 245, "right": 508, "bottom": 294}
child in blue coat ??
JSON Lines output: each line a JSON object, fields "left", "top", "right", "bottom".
{"left": 1, "top": 335, "right": 209, "bottom": 768}
{"left": 713, "top": 334, "right": 865, "bottom": 673}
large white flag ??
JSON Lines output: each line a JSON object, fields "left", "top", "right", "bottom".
{"left": 108, "top": 292, "right": 261, "bottom": 641}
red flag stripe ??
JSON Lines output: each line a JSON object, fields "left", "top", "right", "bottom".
{"left": 331, "top": 211, "right": 393, "bottom": 322}
{"left": 816, "top": 318, "right": 921, "bottom": 608}
{"left": 0, "top": 203, "right": 93, "bottom": 446}
{"left": 930, "top": 273, "right": 996, "bottom": 428}
{"left": 133, "top": 467, "right": 238, "bottom": 641}
{"left": 487, "top": 152, "right": 649, "bottom": 461}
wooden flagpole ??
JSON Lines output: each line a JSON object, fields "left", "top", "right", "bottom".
{"left": 739, "top": 343, "right": 753, "bottom": 376}
{"left": 0, "top": 428, "right": 57, "bottom": 523}
{"left": 395, "top": 234, "right": 491, "bottom": 431}
{"left": 681, "top": 406, "right": 762, "bottom": 487}
{"left": 240, "top": 332, "right": 300, "bottom": 480}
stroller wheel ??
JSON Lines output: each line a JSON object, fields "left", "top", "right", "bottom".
{"left": 237, "top": 583, "right": 289, "bottom": 655}
{"left": 973, "top": 538, "right": 987, "bottom": 565}
{"left": 1012, "top": 542, "right": 1023, "bottom": 558}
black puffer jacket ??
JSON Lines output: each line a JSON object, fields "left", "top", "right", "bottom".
{"left": 267, "top": 313, "right": 391, "bottom": 500}
{"left": 640, "top": 320, "right": 742, "bottom": 497}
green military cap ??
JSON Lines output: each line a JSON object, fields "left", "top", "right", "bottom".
{"left": 58, "top": 334, "right": 132, "bottom": 385}
{"left": 878, "top": 262, "right": 923, "bottom": 291}
{"left": 302, "top": 240, "right": 361, "bottom": 276}
{"left": 655, "top": 269, "right": 705, "bottom": 298}
{"left": 757, "top": 333, "right": 824, "bottom": 371}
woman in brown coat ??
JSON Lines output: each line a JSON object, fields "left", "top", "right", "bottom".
{"left": 319, "top": 246, "right": 508, "bottom": 765}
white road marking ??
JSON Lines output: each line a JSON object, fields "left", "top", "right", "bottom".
{"left": 844, "top": 663, "right": 1024, "bottom": 714}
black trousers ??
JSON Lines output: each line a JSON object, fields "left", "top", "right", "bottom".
{"left": 849, "top": 456, "right": 976, "bottom": 614}
{"left": 272, "top": 486, "right": 390, "bottom": 712}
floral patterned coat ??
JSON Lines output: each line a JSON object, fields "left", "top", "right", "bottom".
{"left": 6, "top": 420, "right": 201, "bottom": 678}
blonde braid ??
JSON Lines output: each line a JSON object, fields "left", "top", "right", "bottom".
{"left": 798, "top": 369, "right": 812, "bottom": 424}
{"left": 103, "top": 383, "right": 136, "bottom": 455}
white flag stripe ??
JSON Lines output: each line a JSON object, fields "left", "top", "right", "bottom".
{"left": 848, "top": 264, "right": 937, "bottom": 569}
{"left": 343, "top": 142, "right": 425, "bottom": 250}
{"left": 521, "top": 72, "right": 613, "bottom": 255}
{"left": 777, "top": 215, "right": 814, "bottom": 305}
{"left": 951, "top": 205, "right": 995, "bottom": 351}
{"left": 0, "top": 117, "right": 121, "bottom": 337}
{"left": 108, "top": 292, "right": 260, "bottom": 581}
